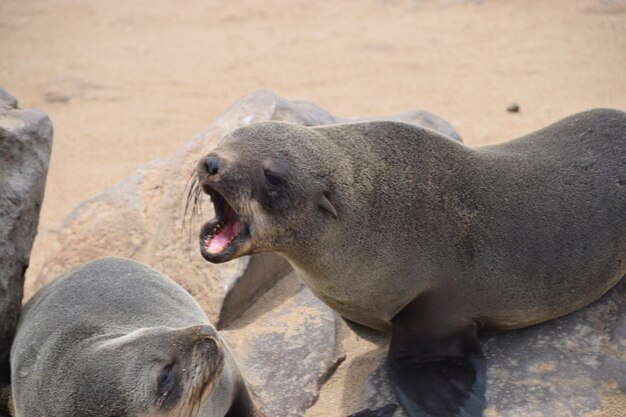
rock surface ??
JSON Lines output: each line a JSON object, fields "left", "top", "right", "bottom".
{"left": 363, "top": 279, "right": 626, "bottom": 417}
{"left": 224, "top": 273, "right": 344, "bottom": 417}
{"left": 339, "top": 110, "right": 461, "bottom": 142}
{"left": 34, "top": 90, "right": 461, "bottom": 416}
{"left": 0, "top": 87, "right": 52, "bottom": 387}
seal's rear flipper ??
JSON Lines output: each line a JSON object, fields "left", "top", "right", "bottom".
{"left": 387, "top": 297, "right": 486, "bottom": 417}
{"left": 347, "top": 404, "right": 398, "bottom": 417}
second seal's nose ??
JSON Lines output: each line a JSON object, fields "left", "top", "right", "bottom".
{"left": 199, "top": 325, "right": 216, "bottom": 338}
{"left": 205, "top": 156, "right": 219, "bottom": 176}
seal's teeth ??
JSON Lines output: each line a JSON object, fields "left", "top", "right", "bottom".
{"left": 209, "top": 216, "right": 233, "bottom": 239}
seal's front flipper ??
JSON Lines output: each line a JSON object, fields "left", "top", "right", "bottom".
{"left": 347, "top": 404, "right": 398, "bottom": 417}
{"left": 387, "top": 296, "right": 486, "bottom": 417}
{"left": 0, "top": 381, "right": 10, "bottom": 417}
{"left": 225, "top": 382, "right": 262, "bottom": 417}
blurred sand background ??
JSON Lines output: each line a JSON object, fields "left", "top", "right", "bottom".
{"left": 1, "top": 0, "right": 625, "bottom": 292}
{"left": 1, "top": 0, "right": 626, "bottom": 415}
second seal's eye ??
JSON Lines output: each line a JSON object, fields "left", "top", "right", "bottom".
{"left": 158, "top": 365, "right": 174, "bottom": 392}
{"left": 264, "top": 171, "right": 283, "bottom": 186}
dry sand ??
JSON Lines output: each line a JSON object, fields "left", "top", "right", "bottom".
{"left": 1, "top": 0, "right": 625, "bottom": 415}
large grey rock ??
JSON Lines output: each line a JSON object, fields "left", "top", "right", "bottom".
{"left": 339, "top": 110, "right": 461, "bottom": 142}
{"left": 224, "top": 273, "right": 345, "bottom": 417}
{"left": 0, "top": 87, "right": 52, "bottom": 384}
{"left": 36, "top": 90, "right": 461, "bottom": 329}
{"left": 482, "top": 278, "right": 625, "bottom": 417}
{"left": 362, "top": 279, "right": 626, "bottom": 417}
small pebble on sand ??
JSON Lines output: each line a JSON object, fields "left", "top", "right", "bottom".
{"left": 507, "top": 103, "right": 520, "bottom": 113}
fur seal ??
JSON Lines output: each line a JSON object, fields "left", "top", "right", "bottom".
{"left": 10, "top": 258, "right": 395, "bottom": 417}
{"left": 11, "top": 257, "right": 260, "bottom": 417}
{"left": 194, "top": 109, "right": 626, "bottom": 417}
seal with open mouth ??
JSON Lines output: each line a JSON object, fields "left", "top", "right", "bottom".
{"left": 194, "top": 109, "right": 626, "bottom": 417}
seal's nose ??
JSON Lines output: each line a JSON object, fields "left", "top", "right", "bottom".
{"left": 205, "top": 156, "right": 219, "bottom": 176}
{"left": 199, "top": 325, "right": 216, "bottom": 338}
{"left": 197, "top": 326, "right": 219, "bottom": 355}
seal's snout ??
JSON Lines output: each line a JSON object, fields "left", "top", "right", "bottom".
{"left": 194, "top": 326, "right": 223, "bottom": 373}
{"left": 204, "top": 156, "right": 219, "bottom": 176}
{"left": 190, "top": 325, "right": 220, "bottom": 353}
{"left": 197, "top": 156, "right": 253, "bottom": 263}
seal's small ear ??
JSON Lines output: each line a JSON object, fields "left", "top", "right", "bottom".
{"left": 319, "top": 194, "right": 338, "bottom": 219}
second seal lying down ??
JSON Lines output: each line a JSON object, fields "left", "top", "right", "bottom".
{"left": 195, "top": 109, "right": 626, "bottom": 417}
{"left": 11, "top": 258, "right": 260, "bottom": 417}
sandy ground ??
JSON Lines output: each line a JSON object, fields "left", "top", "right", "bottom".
{"left": 1, "top": 0, "right": 626, "bottom": 415}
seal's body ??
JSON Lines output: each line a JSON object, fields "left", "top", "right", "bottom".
{"left": 195, "top": 109, "right": 626, "bottom": 417}
{"left": 292, "top": 111, "right": 626, "bottom": 332}
{"left": 10, "top": 258, "right": 258, "bottom": 417}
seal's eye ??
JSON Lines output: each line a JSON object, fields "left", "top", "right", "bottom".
{"left": 264, "top": 171, "right": 283, "bottom": 186}
{"left": 158, "top": 364, "right": 174, "bottom": 393}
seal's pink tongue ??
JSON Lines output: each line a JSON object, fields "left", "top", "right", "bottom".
{"left": 207, "top": 220, "right": 241, "bottom": 253}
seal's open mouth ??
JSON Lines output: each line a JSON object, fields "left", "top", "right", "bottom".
{"left": 199, "top": 187, "right": 249, "bottom": 263}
